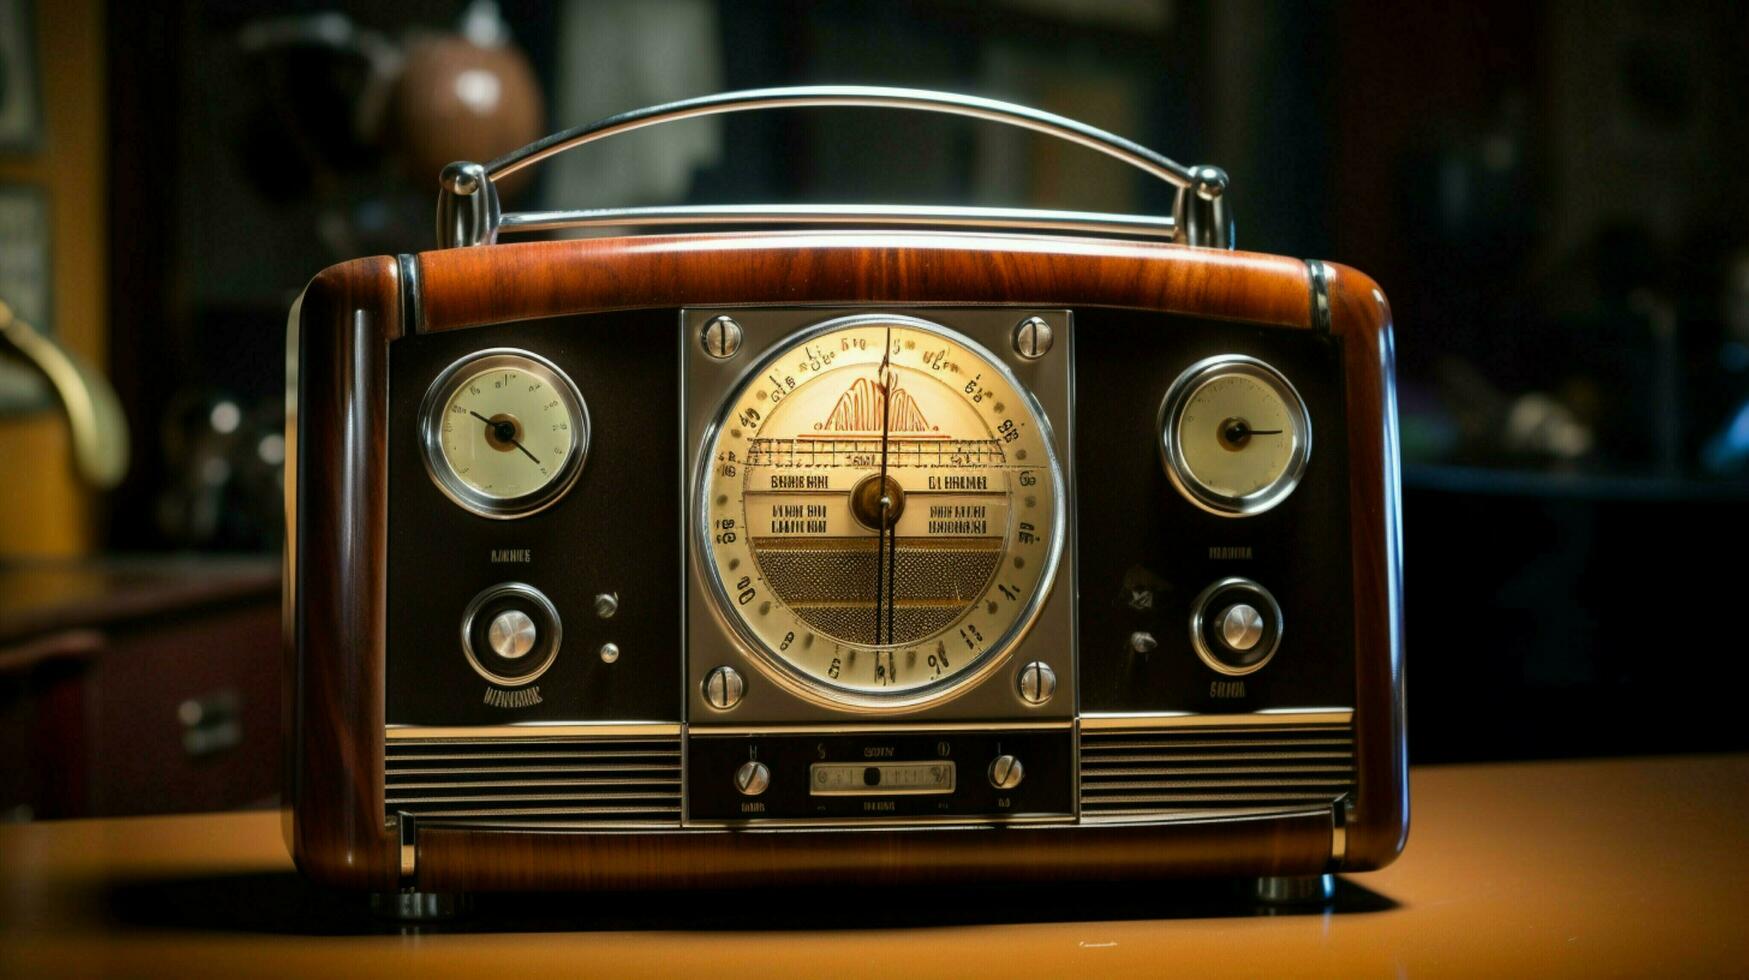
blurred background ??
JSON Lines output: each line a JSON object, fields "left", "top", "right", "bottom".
{"left": 2, "top": 0, "right": 1745, "bottom": 820}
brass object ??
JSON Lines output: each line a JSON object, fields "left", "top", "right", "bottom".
{"left": 0, "top": 299, "right": 129, "bottom": 489}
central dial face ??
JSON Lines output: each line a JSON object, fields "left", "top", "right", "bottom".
{"left": 700, "top": 315, "right": 1063, "bottom": 706}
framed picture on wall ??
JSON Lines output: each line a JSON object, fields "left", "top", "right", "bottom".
{"left": 0, "top": 0, "right": 43, "bottom": 152}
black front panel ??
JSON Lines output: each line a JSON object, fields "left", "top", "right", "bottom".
{"left": 1073, "top": 309, "right": 1356, "bottom": 713}
{"left": 385, "top": 310, "right": 680, "bottom": 725}
{"left": 688, "top": 730, "right": 1073, "bottom": 821}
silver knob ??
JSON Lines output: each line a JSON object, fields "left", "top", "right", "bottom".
{"left": 593, "top": 592, "right": 619, "bottom": 619}
{"left": 1218, "top": 603, "right": 1264, "bottom": 652}
{"left": 734, "top": 760, "right": 770, "bottom": 796}
{"left": 486, "top": 609, "right": 537, "bottom": 660}
{"left": 701, "top": 315, "right": 744, "bottom": 359}
{"left": 988, "top": 754, "right": 1025, "bottom": 790}
{"left": 1128, "top": 631, "right": 1158, "bottom": 654}
{"left": 703, "top": 665, "right": 745, "bottom": 709}
{"left": 1016, "top": 661, "right": 1056, "bottom": 705}
{"left": 1013, "top": 316, "right": 1054, "bottom": 359}
{"left": 598, "top": 642, "right": 621, "bottom": 663}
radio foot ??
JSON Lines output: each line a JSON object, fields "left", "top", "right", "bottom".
{"left": 370, "top": 890, "right": 471, "bottom": 922}
{"left": 1253, "top": 873, "right": 1335, "bottom": 905}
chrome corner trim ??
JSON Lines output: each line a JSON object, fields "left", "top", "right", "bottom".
{"left": 1306, "top": 259, "right": 1332, "bottom": 333}
{"left": 385, "top": 722, "right": 682, "bottom": 740}
{"left": 1330, "top": 800, "right": 1349, "bottom": 866}
{"left": 496, "top": 204, "right": 1179, "bottom": 240}
{"left": 396, "top": 253, "right": 424, "bottom": 333}
{"left": 1079, "top": 709, "right": 1352, "bottom": 730}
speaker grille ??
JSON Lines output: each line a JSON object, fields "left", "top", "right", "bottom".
{"left": 1079, "top": 721, "right": 1354, "bottom": 816}
{"left": 385, "top": 734, "right": 682, "bottom": 826}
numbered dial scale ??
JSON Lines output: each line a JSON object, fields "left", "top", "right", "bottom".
{"left": 419, "top": 349, "right": 590, "bottom": 518}
{"left": 699, "top": 315, "right": 1066, "bottom": 706}
{"left": 1158, "top": 354, "right": 1311, "bottom": 516}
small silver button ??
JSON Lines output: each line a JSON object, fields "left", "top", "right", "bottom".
{"left": 1219, "top": 603, "right": 1265, "bottom": 652}
{"left": 1016, "top": 661, "right": 1056, "bottom": 705}
{"left": 1129, "top": 631, "right": 1158, "bottom": 654}
{"left": 598, "top": 642, "right": 620, "bottom": 663}
{"left": 593, "top": 592, "right": 619, "bottom": 619}
{"left": 988, "top": 754, "right": 1025, "bottom": 790}
{"left": 735, "top": 760, "right": 770, "bottom": 796}
{"left": 703, "top": 665, "right": 745, "bottom": 709}
{"left": 487, "top": 609, "right": 537, "bottom": 660}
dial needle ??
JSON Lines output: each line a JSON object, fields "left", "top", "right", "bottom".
{"left": 873, "top": 325, "right": 896, "bottom": 647}
{"left": 471, "top": 410, "right": 542, "bottom": 465}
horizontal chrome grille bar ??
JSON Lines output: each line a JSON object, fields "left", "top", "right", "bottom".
{"left": 1079, "top": 721, "right": 1356, "bottom": 816}
{"left": 386, "top": 734, "right": 683, "bottom": 827}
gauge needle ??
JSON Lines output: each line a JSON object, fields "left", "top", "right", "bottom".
{"left": 1223, "top": 419, "right": 1283, "bottom": 444}
{"left": 471, "top": 410, "right": 542, "bottom": 465}
{"left": 873, "top": 325, "right": 896, "bottom": 647}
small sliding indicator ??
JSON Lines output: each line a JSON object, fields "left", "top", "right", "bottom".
{"left": 809, "top": 761, "right": 956, "bottom": 796}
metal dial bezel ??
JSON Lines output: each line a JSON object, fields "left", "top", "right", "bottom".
{"left": 418, "top": 348, "right": 590, "bottom": 519}
{"left": 459, "top": 582, "right": 563, "bottom": 687}
{"left": 1158, "top": 354, "right": 1311, "bottom": 517}
{"left": 693, "top": 313, "right": 1069, "bottom": 711}
{"left": 1189, "top": 576, "right": 1284, "bottom": 677}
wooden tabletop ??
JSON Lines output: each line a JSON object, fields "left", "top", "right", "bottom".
{"left": 2, "top": 754, "right": 1744, "bottom": 977}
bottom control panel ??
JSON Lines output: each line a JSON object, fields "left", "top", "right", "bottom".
{"left": 687, "top": 730, "right": 1073, "bottom": 822}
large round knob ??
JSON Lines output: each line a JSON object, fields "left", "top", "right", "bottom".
{"left": 461, "top": 583, "right": 561, "bottom": 687}
{"left": 1189, "top": 578, "right": 1282, "bottom": 676}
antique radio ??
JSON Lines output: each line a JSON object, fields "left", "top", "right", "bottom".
{"left": 285, "top": 88, "right": 1405, "bottom": 906}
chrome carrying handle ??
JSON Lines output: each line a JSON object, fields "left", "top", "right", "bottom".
{"left": 435, "top": 85, "right": 1234, "bottom": 249}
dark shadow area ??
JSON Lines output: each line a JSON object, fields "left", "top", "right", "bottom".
{"left": 103, "top": 871, "right": 1397, "bottom": 936}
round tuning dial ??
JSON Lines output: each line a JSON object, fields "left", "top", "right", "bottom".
{"left": 461, "top": 583, "right": 562, "bottom": 686}
{"left": 1159, "top": 355, "right": 1310, "bottom": 516}
{"left": 1189, "top": 577, "right": 1282, "bottom": 676}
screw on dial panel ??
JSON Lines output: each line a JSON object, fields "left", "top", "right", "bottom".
{"left": 1012, "top": 316, "right": 1054, "bottom": 359}
{"left": 701, "top": 316, "right": 744, "bottom": 359}
{"left": 703, "top": 665, "right": 745, "bottom": 709}
{"left": 1016, "top": 661, "right": 1056, "bottom": 705}
{"left": 593, "top": 592, "right": 619, "bottom": 619}
{"left": 735, "top": 760, "right": 771, "bottom": 796}
{"left": 988, "top": 754, "right": 1025, "bottom": 790}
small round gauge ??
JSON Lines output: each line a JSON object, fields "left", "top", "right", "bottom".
{"left": 698, "top": 314, "right": 1066, "bottom": 709}
{"left": 1158, "top": 354, "right": 1310, "bottom": 516}
{"left": 419, "top": 349, "right": 589, "bottom": 518}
